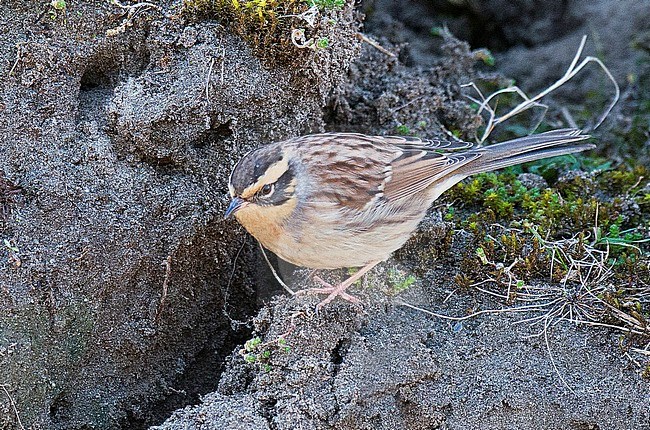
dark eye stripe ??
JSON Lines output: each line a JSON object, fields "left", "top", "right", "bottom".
{"left": 261, "top": 168, "right": 294, "bottom": 206}
{"left": 229, "top": 144, "right": 285, "bottom": 197}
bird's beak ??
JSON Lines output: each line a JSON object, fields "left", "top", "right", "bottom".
{"left": 225, "top": 197, "right": 247, "bottom": 219}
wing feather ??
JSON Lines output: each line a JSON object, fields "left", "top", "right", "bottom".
{"left": 383, "top": 151, "right": 480, "bottom": 201}
{"left": 296, "top": 133, "right": 477, "bottom": 210}
{"left": 377, "top": 135, "right": 475, "bottom": 151}
{"left": 298, "top": 134, "right": 394, "bottom": 211}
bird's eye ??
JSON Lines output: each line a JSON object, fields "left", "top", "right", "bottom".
{"left": 260, "top": 184, "right": 274, "bottom": 197}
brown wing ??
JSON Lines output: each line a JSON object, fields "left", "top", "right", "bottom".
{"left": 382, "top": 150, "right": 480, "bottom": 201}
{"left": 296, "top": 134, "right": 395, "bottom": 211}
{"left": 360, "top": 134, "right": 479, "bottom": 202}
{"left": 295, "top": 133, "right": 478, "bottom": 210}
{"left": 377, "top": 134, "right": 475, "bottom": 151}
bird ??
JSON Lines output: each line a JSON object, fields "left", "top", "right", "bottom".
{"left": 225, "top": 129, "right": 593, "bottom": 309}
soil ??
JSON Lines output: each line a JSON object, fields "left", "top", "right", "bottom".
{"left": 1, "top": 0, "right": 648, "bottom": 429}
{"left": 1, "top": 1, "right": 358, "bottom": 428}
{"left": 153, "top": 293, "right": 650, "bottom": 430}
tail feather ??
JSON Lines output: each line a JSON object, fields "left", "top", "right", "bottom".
{"left": 457, "top": 129, "right": 594, "bottom": 176}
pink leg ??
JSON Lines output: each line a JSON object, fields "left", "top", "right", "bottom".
{"left": 297, "top": 261, "right": 381, "bottom": 311}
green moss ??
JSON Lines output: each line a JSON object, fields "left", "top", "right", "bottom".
{"left": 183, "top": 0, "right": 342, "bottom": 61}
{"left": 395, "top": 124, "right": 412, "bottom": 135}
{"left": 386, "top": 268, "right": 417, "bottom": 295}
{"left": 446, "top": 163, "right": 649, "bottom": 243}
{"left": 307, "top": 0, "right": 344, "bottom": 9}
{"left": 443, "top": 159, "right": 649, "bottom": 306}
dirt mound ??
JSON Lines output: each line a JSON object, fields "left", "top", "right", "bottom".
{"left": 0, "top": 2, "right": 359, "bottom": 428}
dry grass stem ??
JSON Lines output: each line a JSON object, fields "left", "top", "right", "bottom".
{"left": 107, "top": 0, "right": 163, "bottom": 36}
{"left": 0, "top": 384, "right": 24, "bottom": 430}
{"left": 260, "top": 242, "right": 296, "bottom": 295}
{"left": 356, "top": 32, "right": 397, "bottom": 58}
{"left": 462, "top": 35, "right": 620, "bottom": 142}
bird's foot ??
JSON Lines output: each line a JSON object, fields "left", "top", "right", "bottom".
{"left": 295, "top": 261, "right": 382, "bottom": 313}
{"left": 313, "top": 276, "right": 362, "bottom": 309}
{"left": 296, "top": 276, "right": 361, "bottom": 312}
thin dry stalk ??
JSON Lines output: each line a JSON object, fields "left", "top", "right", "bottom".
{"left": 155, "top": 255, "right": 172, "bottom": 324}
{"left": 356, "top": 32, "right": 397, "bottom": 58}
{"left": 260, "top": 243, "right": 296, "bottom": 295}
{"left": 0, "top": 385, "right": 24, "bottom": 430}
{"left": 205, "top": 56, "right": 216, "bottom": 100}
{"left": 399, "top": 224, "right": 648, "bottom": 386}
{"left": 463, "top": 35, "right": 620, "bottom": 143}
{"left": 106, "top": 0, "right": 162, "bottom": 36}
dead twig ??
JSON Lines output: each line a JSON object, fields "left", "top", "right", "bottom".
{"left": 8, "top": 44, "right": 23, "bottom": 77}
{"left": 155, "top": 255, "right": 172, "bottom": 323}
{"left": 463, "top": 35, "right": 620, "bottom": 142}
{"left": 396, "top": 300, "right": 547, "bottom": 322}
{"left": 356, "top": 32, "right": 396, "bottom": 58}
{"left": 205, "top": 43, "right": 227, "bottom": 99}
{"left": 543, "top": 318, "right": 577, "bottom": 394}
{"left": 220, "top": 45, "right": 226, "bottom": 85}
{"left": 205, "top": 56, "right": 216, "bottom": 101}
{"left": 106, "top": 0, "right": 162, "bottom": 37}
{"left": 260, "top": 243, "right": 295, "bottom": 296}
{"left": 109, "top": 0, "right": 161, "bottom": 12}
{"left": 222, "top": 232, "right": 252, "bottom": 330}
{"left": 390, "top": 96, "right": 424, "bottom": 114}
{"left": 0, "top": 385, "right": 25, "bottom": 430}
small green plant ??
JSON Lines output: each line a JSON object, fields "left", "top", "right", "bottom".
{"left": 387, "top": 268, "right": 416, "bottom": 295}
{"left": 395, "top": 125, "right": 411, "bottom": 136}
{"left": 430, "top": 26, "right": 443, "bottom": 37}
{"left": 476, "top": 247, "right": 489, "bottom": 265}
{"left": 244, "top": 336, "right": 262, "bottom": 351}
{"left": 444, "top": 206, "right": 455, "bottom": 221}
{"left": 240, "top": 335, "right": 292, "bottom": 370}
{"left": 307, "top": 0, "right": 344, "bottom": 9}
{"left": 316, "top": 37, "right": 329, "bottom": 49}
{"left": 49, "top": 0, "right": 66, "bottom": 19}
{"left": 51, "top": 0, "right": 66, "bottom": 10}
{"left": 474, "top": 48, "right": 495, "bottom": 66}
{"left": 278, "top": 337, "right": 291, "bottom": 353}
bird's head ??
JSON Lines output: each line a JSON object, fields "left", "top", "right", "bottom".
{"left": 225, "top": 146, "right": 298, "bottom": 226}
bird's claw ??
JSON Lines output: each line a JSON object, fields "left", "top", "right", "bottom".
{"left": 296, "top": 275, "right": 361, "bottom": 314}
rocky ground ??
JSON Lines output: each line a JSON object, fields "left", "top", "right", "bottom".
{"left": 1, "top": 0, "right": 648, "bottom": 429}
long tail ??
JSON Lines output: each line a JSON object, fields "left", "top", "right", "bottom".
{"left": 457, "top": 128, "right": 594, "bottom": 177}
